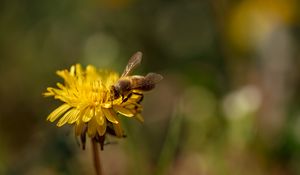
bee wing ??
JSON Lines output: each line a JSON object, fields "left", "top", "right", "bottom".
{"left": 145, "top": 73, "right": 163, "bottom": 84}
{"left": 121, "top": 51, "right": 142, "bottom": 77}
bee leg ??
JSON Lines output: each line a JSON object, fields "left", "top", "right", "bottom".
{"left": 122, "top": 92, "right": 133, "bottom": 103}
{"left": 138, "top": 94, "right": 144, "bottom": 103}
{"left": 122, "top": 92, "right": 143, "bottom": 103}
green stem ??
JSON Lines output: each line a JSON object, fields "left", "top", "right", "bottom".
{"left": 156, "top": 107, "right": 183, "bottom": 175}
{"left": 92, "top": 139, "right": 103, "bottom": 175}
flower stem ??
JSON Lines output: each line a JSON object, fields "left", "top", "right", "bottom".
{"left": 92, "top": 139, "right": 103, "bottom": 175}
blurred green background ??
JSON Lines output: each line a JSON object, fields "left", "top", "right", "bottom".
{"left": 1, "top": 0, "right": 300, "bottom": 174}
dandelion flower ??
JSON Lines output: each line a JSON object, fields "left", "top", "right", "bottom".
{"left": 44, "top": 52, "right": 162, "bottom": 150}
{"left": 44, "top": 64, "right": 145, "bottom": 150}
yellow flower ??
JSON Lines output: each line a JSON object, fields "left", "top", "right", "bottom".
{"left": 44, "top": 64, "right": 144, "bottom": 150}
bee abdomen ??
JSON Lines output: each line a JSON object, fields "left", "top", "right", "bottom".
{"left": 137, "top": 84, "right": 155, "bottom": 91}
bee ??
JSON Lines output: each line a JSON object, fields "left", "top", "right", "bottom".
{"left": 112, "top": 51, "right": 163, "bottom": 101}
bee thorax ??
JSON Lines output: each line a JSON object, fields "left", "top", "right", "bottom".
{"left": 114, "top": 79, "right": 131, "bottom": 92}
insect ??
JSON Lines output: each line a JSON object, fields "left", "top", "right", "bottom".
{"left": 111, "top": 51, "right": 163, "bottom": 101}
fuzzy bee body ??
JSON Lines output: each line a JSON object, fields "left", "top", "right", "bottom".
{"left": 112, "top": 52, "right": 163, "bottom": 100}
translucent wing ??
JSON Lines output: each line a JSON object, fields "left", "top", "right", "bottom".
{"left": 121, "top": 51, "right": 142, "bottom": 77}
{"left": 145, "top": 73, "right": 163, "bottom": 84}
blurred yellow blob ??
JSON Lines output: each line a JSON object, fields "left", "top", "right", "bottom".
{"left": 227, "top": 0, "right": 296, "bottom": 51}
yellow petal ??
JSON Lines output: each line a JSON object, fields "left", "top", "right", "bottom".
{"left": 43, "top": 92, "right": 53, "bottom": 97}
{"left": 70, "top": 65, "right": 75, "bottom": 76}
{"left": 95, "top": 108, "right": 105, "bottom": 125}
{"left": 102, "top": 108, "right": 119, "bottom": 124}
{"left": 57, "top": 109, "right": 75, "bottom": 127}
{"left": 112, "top": 98, "right": 122, "bottom": 105}
{"left": 122, "top": 103, "right": 143, "bottom": 113}
{"left": 135, "top": 114, "right": 144, "bottom": 123}
{"left": 47, "top": 104, "right": 71, "bottom": 122}
{"left": 113, "top": 105, "right": 134, "bottom": 117}
{"left": 123, "top": 103, "right": 136, "bottom": 109}
{"left": 56, "top": 83, "right": 65, "bottom": 90}
{"left": 128, "top": 93, "right": 143, "bottom": 102}
{"left": 75, "top": 121, "right": 84, "bottom": 136}
{"left": 97, "top": 119, "right": 106, "bottom": 136}
{"left": 75, "top": 64, "right": 83, "bottom": 75}
{"left": 102, "top": 103, "right": 112, "bottom": 108}
{"left": 87, "top": 119, "right": 97, "bottom": 137}
{"left": 67, "top": 108, "right": 81, "bottom": 124}
{"left": 43, "top": 87, "right": 55, "bottom": 96}
{"left": 113, "top": 123, "right": 123, "bottom": 137}
{"left": 76, "top": 64, "right": 84, "bottom": 85}
{"left": 82, "top": 107, "right": 95, "bottom": 122}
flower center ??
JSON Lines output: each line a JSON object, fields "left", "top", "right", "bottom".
{"left": 88, "top": 80, "right": 114, "bottom": 108}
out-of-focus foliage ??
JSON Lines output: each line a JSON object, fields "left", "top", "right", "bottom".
{"left": 1, "top": 0, "right": 300, "bottom": 174}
